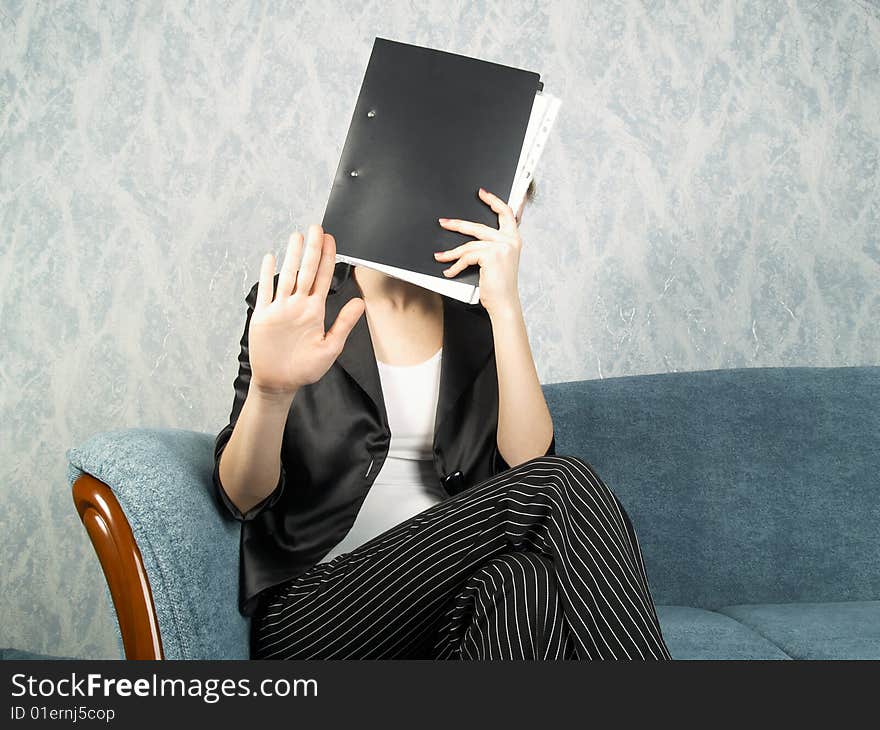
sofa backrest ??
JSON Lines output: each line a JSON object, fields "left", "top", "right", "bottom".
{"left": 542, "top": 366, "right": 880, "bottom": 609}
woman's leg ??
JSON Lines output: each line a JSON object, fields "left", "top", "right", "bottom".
{"left": 433, "top": 550, "right": 577, "bottom": 660}
{"left": 251, "top": 454, "right": 671, "bottom": 660}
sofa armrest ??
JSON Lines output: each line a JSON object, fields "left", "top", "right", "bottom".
{"left": 72, "top": 472, "right": 164, "bottom": 659}
{"left": 66, "top": 428, "right": 249, "bottom": 660}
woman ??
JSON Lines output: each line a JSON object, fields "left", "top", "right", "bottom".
{"left": 213, "top": 182, "right": 672, "bottom": 660}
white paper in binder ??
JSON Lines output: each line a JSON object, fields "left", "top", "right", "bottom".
{"left": 336, "top": 91, "right": 562, "bottom": 305}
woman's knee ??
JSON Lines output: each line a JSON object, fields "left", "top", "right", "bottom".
{"left": 519, "top": 454, "right": 617, "bottom": 504}
{"left": 516, "top": 453, "right": 595, "bottom": 477}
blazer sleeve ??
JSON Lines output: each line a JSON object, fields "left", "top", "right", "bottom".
{"left": 212, "top": 280, "right": 288, "bottom": 522}
{"left": 491, "top": 430, "right": 557, "bottom": 475}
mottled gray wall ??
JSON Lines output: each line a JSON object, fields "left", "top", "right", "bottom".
{"left": 1, "top": 0, "right": 877, "bottom": 658}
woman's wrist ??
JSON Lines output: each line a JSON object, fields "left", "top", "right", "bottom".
{"left": 486, "top": 298, "right": 524, "bottom": 325}
{"left": 248, "top": 385, "right": 297, "bottom": 412}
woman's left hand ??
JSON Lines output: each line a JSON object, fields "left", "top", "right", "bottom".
{"left": 434, "top": 187, "right": 523, "bottom": 317}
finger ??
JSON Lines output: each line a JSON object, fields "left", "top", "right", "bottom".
{"left": 311, "top": 232, "right": 336, "bottom": 300}
{"left": 478, "top": 187, "right": 518, "bottom": 235}
{"left": 325, "top": 296, "right": 366, "bottom": 352}
{"left": 256, "top": 252, "right": 275, "bottom": 309}
{"left": 438, "top": 217, "right": 506, "bottom": 242}
{"left": 434, "top": 240, "right": 491, "bottom": 262}
{"left": 442, "top": 251, "right": 483, "bottom": 277}
{"left": 278, "top": 231, "right": 304, "bottom": 298}
{"left": 295, "top": 224, "right": 323, "bottom": 295}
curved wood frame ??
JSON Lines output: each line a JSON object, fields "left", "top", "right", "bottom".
{"left": 72, "top": 473, "right": 164, "bottom": 660}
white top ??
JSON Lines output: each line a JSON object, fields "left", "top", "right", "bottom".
{"left": 317, "top": 346, "right": 445, "bottom": 564}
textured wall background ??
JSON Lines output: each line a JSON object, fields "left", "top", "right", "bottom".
{"left": 1, "top": 0, "right": 878, "bottom": 658}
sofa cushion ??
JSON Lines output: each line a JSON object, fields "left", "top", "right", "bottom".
{"left": 717, "top": 601, "right": 880, "bottom": 660}
{"left": 655, "top": 605, "right": 791, "bottom": 659}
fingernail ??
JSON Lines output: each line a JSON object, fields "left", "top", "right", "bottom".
{"left": 438, "top": 217, "right": 448, "bottom": 223}
{"left": 433, "top": 252, "right": 442, "bottom": 258}
{"left": 478, "top": 187, "right": 485, "bottom": 194}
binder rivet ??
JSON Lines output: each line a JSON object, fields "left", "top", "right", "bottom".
{"left": 350, "top": 169, "right": 359, "bottom": 177}
{"left": 367, "top": 109, "right": 376, "bottom": 117}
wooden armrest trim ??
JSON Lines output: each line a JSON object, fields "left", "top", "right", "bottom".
{"left": 72, "top": 473, "right": 165, "bottom": 660}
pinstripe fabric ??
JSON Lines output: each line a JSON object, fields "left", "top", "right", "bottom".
{"left": 436, "top": 550, "right": 578, "bottom": 659}
{"left": 251, "top": 454, "right": 672, "bottom": 660}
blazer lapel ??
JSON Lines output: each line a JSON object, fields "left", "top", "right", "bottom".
{"left": 324, "top": 263, "right": 494, "bottom": 435}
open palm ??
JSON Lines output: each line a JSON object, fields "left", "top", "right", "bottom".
{"left": 248, "top": 224, "right": 365, "bottom": 397}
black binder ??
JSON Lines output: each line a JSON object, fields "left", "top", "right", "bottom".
{"left": 321, "top": 37, "right": 560, "bottom": 303}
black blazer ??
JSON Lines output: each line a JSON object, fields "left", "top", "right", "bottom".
{"left": 212, "top": 262, "right": 556, "bottom": 617}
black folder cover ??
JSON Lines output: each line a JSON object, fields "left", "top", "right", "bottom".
{"left": 321, "top": 37, "right": 542, "bottom": 291}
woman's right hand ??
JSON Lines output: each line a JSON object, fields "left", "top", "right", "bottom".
{"left": 248, "top": 224, "right": 366, "bottom": 398}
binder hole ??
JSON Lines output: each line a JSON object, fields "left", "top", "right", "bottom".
{"left": 350, "top": 169, "right": 359, "bottom": 177}
{"left": 367, "top": 109, "right": 376, "bottom": 117}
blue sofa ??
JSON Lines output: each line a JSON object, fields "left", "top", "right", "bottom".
{"left": 65, "top": 365, "right": 879, "bottom": 660}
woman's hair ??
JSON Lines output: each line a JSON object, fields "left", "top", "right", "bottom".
{"left": 526, "top": 178, "right": 537, "bottom": 202}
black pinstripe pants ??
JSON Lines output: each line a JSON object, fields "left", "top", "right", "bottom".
{"left": 251, "top": 454, "right": 672, "bottom": 660}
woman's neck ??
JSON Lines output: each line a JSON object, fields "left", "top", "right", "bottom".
{"left": 352, "top": 265, "right": 439, "bottom": 314}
